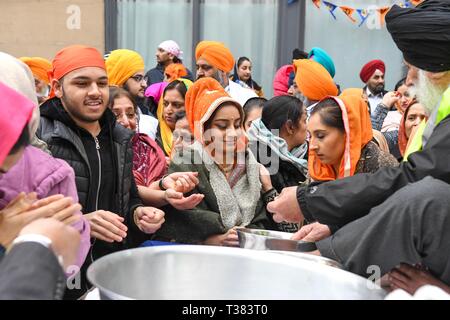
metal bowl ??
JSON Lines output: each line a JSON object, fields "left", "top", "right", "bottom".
{"left": 237, "top": 228, "right": 317, "bottom": 252}
{"left": 87, "top": 246, "right": 386, "bottom": 300}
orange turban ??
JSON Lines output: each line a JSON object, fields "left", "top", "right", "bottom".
{"left": 49, "top": 45, "right": 105, "bottom": 81}
{"left": 195, "top": 41, "right": 235, "bottom": 73}
{"left": 294, "top": 59, "right": 338, "bottom": 101}
{"left": 309, "top": 94, "right": 373, "bottom": 181}
{"left": 19, "top": 57, "right": 52, "bottom": 84}
{"left": 185, "top": 77, "right": 244, "bottom": 146}
{"left": 105, "top": 49, "right": 145, "bottom": 86}
{"left": 165, "top": 63, "right": 188, "bottom": 82}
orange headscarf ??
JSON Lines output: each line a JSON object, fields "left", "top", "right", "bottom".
{"left": 309, "top": 94, "right": 373, "bottom": 181}
{"left": 294, "top": 59, "right": 338, "bottom": 101}
{"left": 48, "top": 45, "right": 105, "bottom": 98}
{"left": 19, "top": 57, "right": 52, "bottom": 84}
{"left": 341, "top": 88, "right": 364, "bottom": 99}
{"left": 342, "top": 88, "right": 389, "bottom": 153}
{"left": 195, "top": 41, "right": 235, "bottom": 73}
{"left": 185, "top": 77, "right": 245, "bottom": 149}
{"left": 49, "top": 45, "right": 105, "bottom": 81}
{"left": 165, "top": 63, "right": 188, "bottom": 82}
{"left": 398, "top": 100, "right": 424, "bottom": 157}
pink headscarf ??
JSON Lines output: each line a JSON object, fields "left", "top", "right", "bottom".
{"left": 145, "top": 82, "right": 169, "bottom": 104}
{"left": 273, "top": 65, "right": 294, "bottom": 96}
{"left": 0, "top": 53, "right": 36, "bottom": 166}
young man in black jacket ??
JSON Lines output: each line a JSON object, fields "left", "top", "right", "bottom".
{"left": 37, "top": 45, "right": 165, "bottom": 298}
{"left": 268, "top": 1, "right": 450, "bottom": 295}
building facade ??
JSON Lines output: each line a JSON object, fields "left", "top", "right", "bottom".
{"left": 1, "top": 0, "right": 404, "bottom": 97}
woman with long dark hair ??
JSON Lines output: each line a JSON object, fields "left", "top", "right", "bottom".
{"left": 230, "top": 57, "right": 264, "bottom": 98}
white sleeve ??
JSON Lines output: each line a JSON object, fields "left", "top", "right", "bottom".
{"left": 138, "top": 115, "right": 159, "bottom": 140}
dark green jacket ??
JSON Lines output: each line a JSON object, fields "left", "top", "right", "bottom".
{"left": 154, "top": 149, "right": 275, "bottom": 244}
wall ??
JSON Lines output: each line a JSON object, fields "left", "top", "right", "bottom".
{"left": 0, "top": 0, "right": 105, "bottom": 60}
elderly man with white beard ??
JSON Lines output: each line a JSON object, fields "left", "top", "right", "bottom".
{"left": 267, "top": 0, "right": 450, "bottom": 295}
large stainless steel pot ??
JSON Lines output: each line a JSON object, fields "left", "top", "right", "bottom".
{"left": 87, "top": 246, "right": 386, "bottom": 300}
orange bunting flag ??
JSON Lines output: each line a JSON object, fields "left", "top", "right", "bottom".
{"left": 411, "top": 0, "right": 424, "bottom": 6}
{"left": 312, "top": 0, "right": 321, "bottom": 9}
{"left": 340, "top": 6, "right": 356, "bottom": 23}
{"left": 378, "top": 6, "right": 390, "bottom": 26}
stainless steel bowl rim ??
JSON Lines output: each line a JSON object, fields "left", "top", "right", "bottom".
{"left": 87, "top": 245, "right": 384, "bottom": 299}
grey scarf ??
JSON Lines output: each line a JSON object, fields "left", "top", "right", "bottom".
{"left": 191, "top": 142, "right": 262, "bottom": 229}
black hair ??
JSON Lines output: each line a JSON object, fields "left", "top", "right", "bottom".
{"left": 108, "top": 86, "right": 137, "bottom": 113}
{"left": 243, "top": 97, "right": 266, "bottom": 125}
{"left": 232, "top": 57, "right": 262, "bottom": 92}
{"left": 293, "top": 49, "right": 309, "bottom": 61}
{"left": 173, "top": 56, "right": 182, "bottom": 64}
{"left": 237, "top": 57, "right": 251, "bottom": 68}
{"left": 163, "top": 80, "right": 188, "bottom": 99}
{"left": 174, "top": 111, "right": 187, "bottom": 123}
{"left": 261, "top": 96, "right": 305, "bottom": 131}
{"left": 9, "top": 125, "right": 30, "bottom": 155}
{"left": 204, "top": 101, "right": 243, "bottom": 132}
{"left": 395, "top": 78, "right": 407, "bottom": 91}
{"left": 310, "top": 98, "right": 344, "bottom": 132}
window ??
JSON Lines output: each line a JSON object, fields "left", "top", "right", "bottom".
{"left": 304, "top": 0, "right": 404, "bottom": 90}
{"left": 115, "top": 0, "right": 279, "bottom": 97}
{"left": 117, "top": 0, "right": 193, "bottom": 70}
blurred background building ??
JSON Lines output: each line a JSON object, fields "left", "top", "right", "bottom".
{"left": 0, "top": 0, "right": 404, "bottom": 96}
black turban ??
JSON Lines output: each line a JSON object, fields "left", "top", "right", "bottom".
{"left": 386, "top": 0, "right": 450, "bottom": 72}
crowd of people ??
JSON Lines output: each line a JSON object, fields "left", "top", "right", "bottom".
{"left": 0, "top": 0, "right": 449, "bottom": 299}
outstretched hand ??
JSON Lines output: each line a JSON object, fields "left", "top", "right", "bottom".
{"left": 267, "top": 187, "right": 303, "bottom": 224}
{"left": 165, "top": 189, "right": 204, "bottom": 210}
{"left": 291, "top": 222, "right": 331, "bottom": 242}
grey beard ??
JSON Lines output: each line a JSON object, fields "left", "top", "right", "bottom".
{"left": 409, "top": 70, "right": 445, "bottom": 115}
{"left": 213, "top": 70, "right": 228, "bottom": 88}
{"left": 295, "top": 91, "right": 314, "bottom": 108}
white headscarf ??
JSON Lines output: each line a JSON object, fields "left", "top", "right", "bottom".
{"left": 158, "top": 40, "right": 183, "bottom": 60}
{"left": 0, "top": 52, "right": 40, "bottom": 136}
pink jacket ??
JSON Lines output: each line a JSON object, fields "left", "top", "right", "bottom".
{"left": 0, "top": 146, "right": 91, "bottom": 270}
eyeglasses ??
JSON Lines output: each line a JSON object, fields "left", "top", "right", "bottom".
{"left": 114, "top": 112, "right": 137, "bottom": 121}
{"left": 130, "top": 75, "right": 146, "bottom": 83}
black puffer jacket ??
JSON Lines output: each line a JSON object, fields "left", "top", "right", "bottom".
{"left": 38, "top": 98, "right": 147, "bottom": 247}
{"left": 297, "top": 113, "right": 450, "bottom": 228}
{"left": 37, "top": 98, "right": 147, "bottom": 298}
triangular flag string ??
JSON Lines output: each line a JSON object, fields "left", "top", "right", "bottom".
{"left": 323, "top": 1, "right": 338, "bottom": 20}
{"left": 310, "top": 0, "right": 423, "bottom": 29}
{"left": 410, "top": 0, "right": 424, "bottom": 6}
{"left": 356, "top": 8, "right": 370, "bottom": 27}
{"left": 400, "top": 0, "right": 413, "bottom": 8}
{"left": 377, "top": 6, "right": 390, "bottom": 26}
{"left": 340, "top": 6, "right": 356, "bottom": 23}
